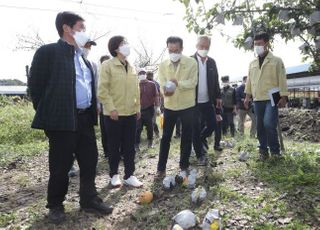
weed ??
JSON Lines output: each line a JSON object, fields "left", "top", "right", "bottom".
{"left": 0, "top": 212, "right": 16, "bottom": 228}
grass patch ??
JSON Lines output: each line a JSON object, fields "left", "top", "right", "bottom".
{"left": 234, "top": 137, "right": 320, "bottom": 191}
{"left": 0, "top": 97, "right": 47, "bottom": 166}
{"left": 0, "top": 212, "right": 16, "bottom": 228}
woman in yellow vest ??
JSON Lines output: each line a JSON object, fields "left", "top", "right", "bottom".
{"left": 98, "top": 36, "right": 143, "bottom": 188}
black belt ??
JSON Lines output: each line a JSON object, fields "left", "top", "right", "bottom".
{"left": 77, "top": 108, "right": 90, "bottom": 114}
{"left": 141, "top": 105, "right": 154, "bottom": 111}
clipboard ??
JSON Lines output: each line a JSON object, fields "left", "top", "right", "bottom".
{"left": 268, "top": 88, "right": 281, "bottom": 107}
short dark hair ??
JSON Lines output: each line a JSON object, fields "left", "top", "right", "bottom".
{"left": 221, "top": 75, "right": 229, "bottom": 82}
{"left": 242, "top": 76, "right": 247, "bottom": 81}
{"left": 254, "top": 32, "right": 269, "bottom": 42}
{"left": 108, "top": 36, "right": 125, "bottom": 57}
{"left": 166, "top": 36, "right": 183, "bottom": 48}
{"left": 146, "top": 71, "right": 153, "bottom": 79}
{"left": 55, "top": 11, "right": 84, "bottom": 37}
{"left": 100, "top": 55, "right": 110, "bottom": 64}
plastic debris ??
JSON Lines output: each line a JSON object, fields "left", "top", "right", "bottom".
{"left": 290, "top": 23, "right": 301, "bottom": 36}
{"left": 189, "top": 168, "right": 197, "bottom": 177}
{"left": 290, "top": 152, "right": 303, "bottom": 157}
{"left": 239, "top": 151, "right": 249, "bottom": 162}
{"left": 232, "top": 15, "right": 243, "bottom": 25}
{"left": 179, "top": 170, "right": 187, "bottom": 178}
{"left": 215, "top": 13, "right": 225, "bottom": 24}
{"left": 172, "top": 224, "right": 183, "bottom": 230}
{"left": 278, "top": 10, "right": 290, "bottom": 21}
{"left": 191, "top": 186, "right": 207, "bottom": 203}
{"left": 310, "top": 11, "right": 320, "bottom": 25}
{"left": 244, "top": 36, "right": 253, "bottom": 49}
{"left": 202, "top": 209, "right": 222, "bottom": 230}
{"left": 173, "top": 210, "right": 197, "bottom": 229}
{"left": 163, "top": 176, "right": 176, "bottom": 189}
{"left": 221, "top": 140, "right": 234, "bottom": 148}
{"left": 187, "top": 174, "right": 196, "bottom": 189}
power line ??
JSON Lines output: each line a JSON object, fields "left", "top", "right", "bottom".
{"left": 0, "top": 4, "right": 173, "bottom": 25}
{"left": 56, "top": 0, "right": 166, "bottom": 15}
{"left": 0, "top": 4, "right": 57, "bottom": 12}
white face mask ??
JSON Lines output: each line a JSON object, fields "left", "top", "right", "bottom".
{"left": 254, "top": 45, "right": 265, "bottom": 56}
{"left": 82, "top": 48, "right": 90, "bottom": 58}
{"left": 138, "top": 74, "right": 147, "bottom": 81}
{"left": 169, "top": 53, "right": 182, "bottom": 62}
{"left": 118, "top": 44, "right": 130, "bottom": 57}
{"left": 197, "top": 49, "right": 209, "bottom": 58}
{"left": 222, "top": 82, "right": 229, "bottom": 87}
{"left": 73, "top": 31, "right": 89, "bottom": 48}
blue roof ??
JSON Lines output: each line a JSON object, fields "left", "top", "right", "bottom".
{"left": 286, "top": 64, "right": 310, "bottom": 75}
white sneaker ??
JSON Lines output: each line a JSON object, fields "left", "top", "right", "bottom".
{"left": 124, "top": 176, "right": 143, "bottom": 188}
{"left": 111, "top": 174, "right": 121, "bottom": 187}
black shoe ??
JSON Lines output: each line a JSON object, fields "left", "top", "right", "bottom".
{"left": 258, "top": 154, "right": 269, "bottom": 161}
{"left": 81, "top": 197, "right": 113, "bottom": 215}
{"left": 154, "top": 170, "right": 166, "bottom": 179}
{"left": 214, "top": 146, "right": 223, "bottom": 151}
{"left": 258, "top": 149, "right": 269, "bottom": 161}
{"left": 270, "top": 153, "right": 284, "bottom": 160}
{"left": 197, "top": 156, "right": 207, "bottom": 166}
{"left": 68, "top": 166, "right": 77, "bottom": 177}
{"left": 48, "top": 207, "right": 66, "bottom": 224}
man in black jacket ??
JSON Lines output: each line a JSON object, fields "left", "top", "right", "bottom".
{"left": 192, "top": 35, "right": 222, "bottom": 165}
{"left": 29, "top": 11, "right": 113, "bottom": 224}
{"left": 221, "top": 76, "right": 237, "bottom": 137}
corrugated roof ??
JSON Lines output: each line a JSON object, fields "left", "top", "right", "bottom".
{"left": 0, "top": 86, "right": 27, "bottom": 95}
{"left": 286, "top": 64, "right": 310, "bottom": 74}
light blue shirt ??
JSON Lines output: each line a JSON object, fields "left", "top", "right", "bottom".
{"left": 74, "top": 49, "right": 92, "bottom": 109}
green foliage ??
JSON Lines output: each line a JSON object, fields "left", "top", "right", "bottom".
{"left": 176, "top": 0, "right": 320, "bottom": 70}
{"left": 0, "top": 99, "right": 45, "bottom": 145}
{"left": 237, "top": 137, "right": 320, "bottom": 190}
{"left": 0, "top": 96, "right": 47, "bottom": 166}
{"left": 0, "top": 212, "right": 16, "bottom": 228}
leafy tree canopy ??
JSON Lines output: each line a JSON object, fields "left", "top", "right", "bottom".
{"left": 176, "top": 0, "right": 320, "bottom": 71}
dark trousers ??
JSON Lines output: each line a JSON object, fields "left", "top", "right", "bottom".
{"left": 152, "top": 107, "right": 159, "bottom": 136}
{"left": 99, "top": 107, "right": 109, "bottom": 157}
{"left": 222, "top": 108, "right": 235, "bottom": 136}
{"left": 105, "top": 115, "right": 136, "bottom": 179}
{"left": 175, "top": 118, "right": 181, "bottom": 137}
{"left": 44, "top": 112, "right": 98, "bottom": 209}
{"left": 214, "top": 120, "right": 222, "bottom": 147}
{"left": 135, "top": 106, "right": 154, "bottom": 144}
{"left": 253, "top": 100, "right": 280, "bottom": 154}
{"left": 157, "top": 107, "right": 194, "bottom": 172}
{"left": 192, "top": 102, "right": 216, "bottom": 158}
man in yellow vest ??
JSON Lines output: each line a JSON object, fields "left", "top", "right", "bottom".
{"left": 244, "top": 32, "right": 288, "bottom": 160}
{"left": 156, "top": 36, "right": 198, "bottom": 177}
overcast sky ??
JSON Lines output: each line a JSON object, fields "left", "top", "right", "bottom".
{"left": 0, "top": 0, "right": 304, "bottom": 82}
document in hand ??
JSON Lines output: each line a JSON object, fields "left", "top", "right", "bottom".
{"left": 268, "top": 88, "right": 281, "bottom": 107}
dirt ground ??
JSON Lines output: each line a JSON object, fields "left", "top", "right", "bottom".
{"left": 1, "top": 135, "right": 319, "bottom": 229}
{"left": 279, "top": 108, "right": 320, "bottom": 142}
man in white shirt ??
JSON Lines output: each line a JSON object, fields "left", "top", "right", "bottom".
{"left": 192, "top": 36, "right": 222, "bottom": 165}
